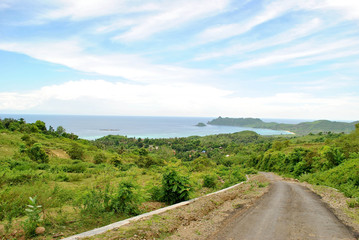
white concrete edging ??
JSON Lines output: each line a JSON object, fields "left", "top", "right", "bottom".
{"left": 63, "top": 175, "right": 249, "bottom": 240}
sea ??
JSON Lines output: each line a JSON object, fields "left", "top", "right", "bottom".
{"left": 0, "top": 114, "right": 301, "bottom": 140}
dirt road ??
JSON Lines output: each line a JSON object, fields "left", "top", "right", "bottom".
{"left": 210, "top": 173, "right": 357, "bottom": 240}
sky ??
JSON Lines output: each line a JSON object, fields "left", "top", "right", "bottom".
{"left": 0, "top": 0, "right": 359, "bottom": 120}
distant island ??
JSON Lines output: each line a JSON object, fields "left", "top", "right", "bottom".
{"left": 100, "top": 129, "right": 120, "bottom": 131}
{"left": 195, "top": 122, "right": 206, "bottom": 127}
{"left": 207, "top": 117, "right": 359, "bottom": 135}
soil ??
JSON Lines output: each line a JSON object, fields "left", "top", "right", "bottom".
{"left": 49, "top": 149, "right": 70, "bottom": 159}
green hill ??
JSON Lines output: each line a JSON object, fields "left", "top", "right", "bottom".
{"left": 207, "top": 117, "right": 358, "bottom": 135}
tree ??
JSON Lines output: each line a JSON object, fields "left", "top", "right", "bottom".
{"left": 56, "top": 126, "right": 66, "bottom": 136}
{"left": 35, "top": 120, "right": 47, "bottom": 132}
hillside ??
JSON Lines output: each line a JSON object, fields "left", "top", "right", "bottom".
{"left": 1, "top": 117, "right": 359, "bottom": 239}
{"left": 207, "top": 117, "right": 358, "bottom": 135}
{"left": 0, "top": 117, "right": 255, "bottom": 239}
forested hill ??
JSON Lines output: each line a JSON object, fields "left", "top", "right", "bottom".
{"left": 207, "top": 117, "right": 359, "bottom": 135}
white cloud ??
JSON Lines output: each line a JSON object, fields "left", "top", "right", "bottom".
{"left": 315, "top": 0, "right": 359, "bottom": 21}
{"left": 37, "top": 0, "right": 149, "bottom": 21}
{"left": 228, "top": 39, "right": 359, "bottom": 69}
{"left": 113, "top": 0, "right": 231, "bottom": 42}
{"left": 194, "top": 0, "right": 359, "bottom": 46}
{"left": 1, "top": 80, "right": 358, "bottom": 120}
{"left": 195, "top": 0, "right": 301, "bottom": 45}
{"left": 0, "top": 40, "right": 216, "bottom": 84}
{"left": 293, "top": 48, "right": 359, "bottom": 66}
{"left": 195, "top": 18, "right": 322, "bottom": 60}
{"left": 0, "top": 80, "right": 232, "bottom": 116}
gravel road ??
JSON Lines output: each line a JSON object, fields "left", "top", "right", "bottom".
{"left": 210, "top": 173, "right": 357, "bottom": 240}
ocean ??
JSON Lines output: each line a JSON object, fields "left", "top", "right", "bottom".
{"left": 0, "top": 114, "right": 295, "bottom": 140}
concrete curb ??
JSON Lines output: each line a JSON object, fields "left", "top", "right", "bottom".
{"left": 63, "top": 176, "right": 249, "bottom": 240}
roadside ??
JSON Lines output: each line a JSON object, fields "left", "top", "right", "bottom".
{"left": 84, "top": 174, "right": 270, "bottom": 240}
{"left": 83, "top": 172, "right": 359, "bottom": 240}
{"left": 300, "top": 181, "right": 359, "bottom": 236}
{"left": 210, "top": 173, "right": 357, "bottom": 240}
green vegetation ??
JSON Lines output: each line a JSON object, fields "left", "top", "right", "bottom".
{"left": 161, "top": 169, "right": 191, "bottom": 204}
{"left": 208, "top": 116, "right": 358, "bottom": 135}
{"left": 21, "top": 197, "right": 42, "bottom": 238}
{"left": 1, "top": 116, "right": 359, "bottom": 239}
{"left": 0, "top": 117, "right": 254, "bottom": 239}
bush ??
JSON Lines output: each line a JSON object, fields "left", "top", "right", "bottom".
{"left": 27, "top": 143, "right": 49, "bottom": 163}
{"left": 55, "top": 172, "right": 70, "bottom": 182}
{"left": 111, "top": 181, "right": 141, "bottom": 215}
{"left": 203, "top": 174, "right": 217, "bottom": 188}
{"left": 149, "top": 185, "right": 164, "bottom": 202}
{"left": 68, "top": 144, "right": 84, "bottom": 160}
{"left": 1, "top": 169, "right": 43, "bottom": 185}
{"left": 161, "top": 169, "right": 191, "bottom": 204}
{"left": 347, "top": 198, "right": 359, "bottom": 208}
{"left": 80, "top": 185, "right": 112, "bottom": 215}
{"left": 93, "top": 153, "right": 107, "bottom": 164}
{"left": 80, "top": 181, "right": 141, "bottom": 216}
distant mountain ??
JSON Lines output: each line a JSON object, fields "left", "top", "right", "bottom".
{"left": 207, "top": 117, "right": 359, "bottom": 135}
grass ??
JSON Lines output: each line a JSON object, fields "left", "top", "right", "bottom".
{"left": 1, "top": 119, "right": 358, "bottom": 239}
{"left": 84, "top": 176, "right": 268, "bottom": 239}
{"left": 0, "top": 129, "right": 253, "bottom": 239}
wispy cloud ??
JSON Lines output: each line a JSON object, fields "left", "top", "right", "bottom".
{"left": 112, "top": 0, "right": 231, "bottom": 42}
{"left": 195, "top": 18, "right": 323, "bottom": 60}
{"left": 320, "top": 0, "right": 359, "bottom": 20}
{"left": 227, "top": 39, "right": 359, "bottom": 70}
{"left": 194, "top": 0, "right": 300, "bottom": 45}
{"left": 36, "top": 0, "right": 154, "bottom": 21}
{"left": 0, "top": 39, "right": 216, "bottom": 84}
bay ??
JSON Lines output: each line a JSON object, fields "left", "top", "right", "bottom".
{"left": 0, "top": 114, "right": 292, "bottom": 140}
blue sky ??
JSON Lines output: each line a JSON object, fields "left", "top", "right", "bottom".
{"left": 1, "top": 0, "right": 359, "bottom": 120}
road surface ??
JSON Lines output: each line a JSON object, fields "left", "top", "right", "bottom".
{"left": 210, "top": 173, "right": 357, "bottom": 240}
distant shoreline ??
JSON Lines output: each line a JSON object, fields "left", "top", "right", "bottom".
{"left": 207, "top": 117, "right": 358, "bottom": 135}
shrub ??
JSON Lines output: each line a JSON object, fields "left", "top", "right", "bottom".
{"left": 347, "top": 198, "right": 359, "bottom": 208}
{"left": 111, "top": 181, "right": 141, "bottom": 215}
{"left": 149, "top": 185, "right": 164, "bottom": 202}
{"left": 243, "top": 167, "right": 258, "bottom": 174}
{"left": 322, "top": 146, "right": 345, "bottom": 167}
{"left": 27, "top": 143, "right": 49, "bottom": 163}
{"left": 68, "top": 143, "right": 84, "bottom": 160}
{"left": 161, "top": 169, "right": 191, "bottom": 204}
{"left": 55, "top": 172, "right": 70, "bottom": 182}
{"left": 231, "top": 167, "right": 246, "bottom": 183}
{"left": 80, "top": 181, "right": 141, "bottom": 216}
{"left": 80, "top": 185, "right": 112, "bottom": 215}
{"left": 203, "top": 174, "right": 217, "bottom": 188}
{"left": 93, "top": 153, "right": 107, "bottom": 164}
